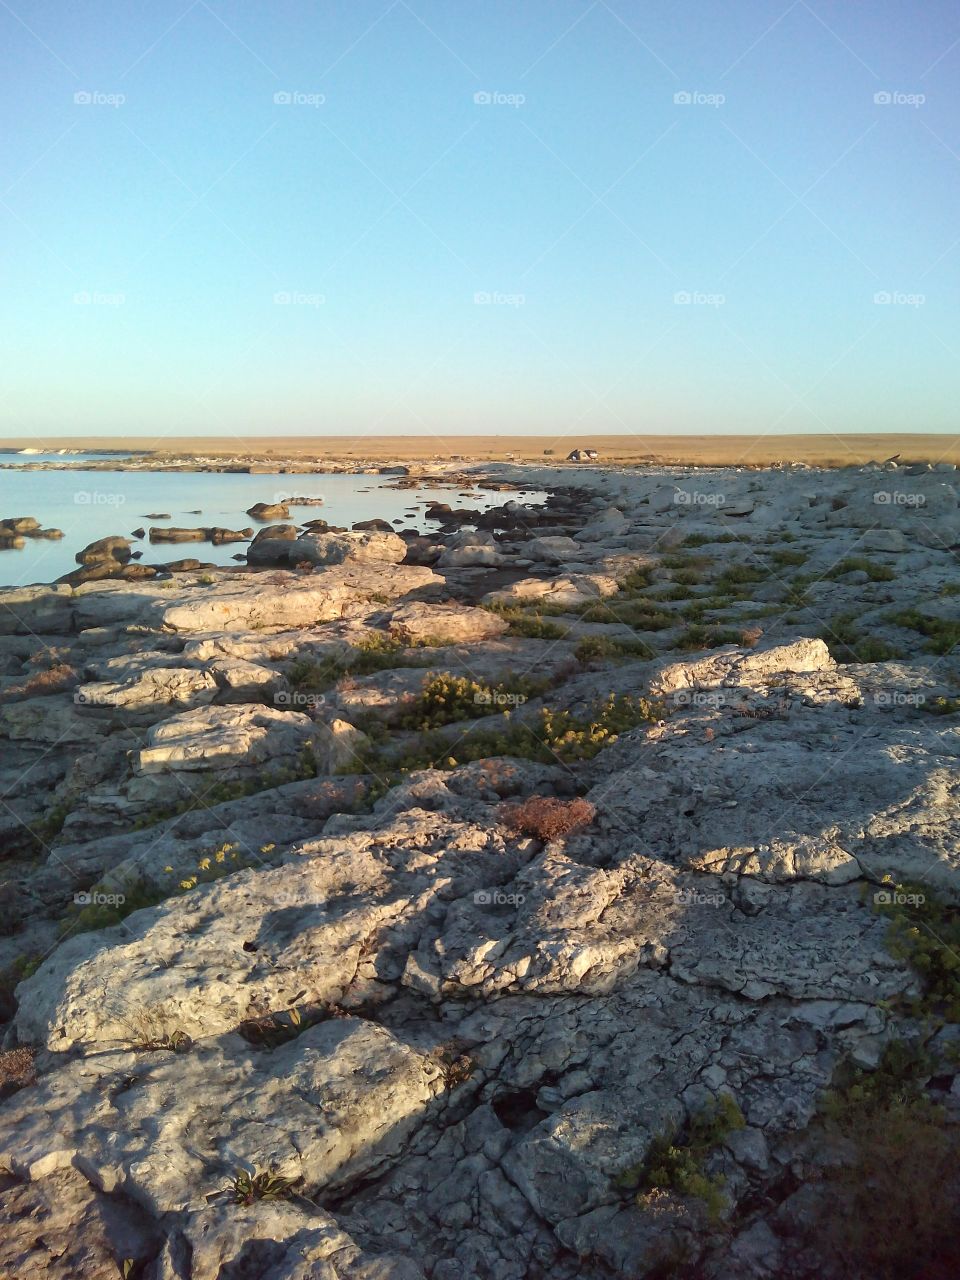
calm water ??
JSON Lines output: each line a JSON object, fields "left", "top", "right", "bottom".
{"left": 0, "top": 469, "right": 545, "bottom": 586}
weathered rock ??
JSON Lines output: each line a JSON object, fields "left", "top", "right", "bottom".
{"left": 385, "top": 602, "right": 509, "bottom": 646}
{"left": 294, "top": 530, "right": 407, "bottom": 566}
{"left": 0, "top": 1168, "right": 161, "bottom": 1279}
{"left": 525, "top": 535, "right": 580, "bottom": 564}
{"left": 132, "top": 703, "right": 316, "bottom": 775}
{"left": 247, "top": 501, "right": 290, "bottom": 520}
{"left": 75, "top": 536, "right": 132, "bottom": 566}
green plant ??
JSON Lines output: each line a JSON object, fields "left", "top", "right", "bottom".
{"left": 888, "top": 609, "right": 960, "bottom": 656}
{"left": 770, "top": 548, "right": 808, "bottom": 568}
{"left": 683, "top": 533, "right": 741, "bottom": 547}
{"left": 872, "top": 878, "right": 960, "bottom": 1020}
{"left": 353, "top": 692, "right": 662, "bottom": 776}
{"left": 812, "top": 1042, "right": 960, "bottom": 1280}
{"left": 713, "top": 563, "right": 768, "bottom": 595}
{"left": 614, "top": 1094, "right": 745, "bottom": 1224}
{"left": 229, "top": 1166, "right": 300, "bottom": 1205}
{"left": 579, "top": 599, "right": 674, "bottom": 629}
{"left": 574, "top": 634, "right": 653, "bottom": 663}
{"left": 922, "top": 695, "right": 960, "bottom": 715}
{"left": 826, "top": 556, "right": 896, "bottom": 583}
{"left": 166, "top": 840, "right": 267, "bottom": 892}
{"left": 674, "top": 624, "right": 740, "bottom": 652}
{"left": 59, "top": 882, "right": 164, "bottom": 938}
{"left": 397, "top": 672, "right": 549, "bottom": 731}
{"left": 820, "top": 614, "right": 902, "bottom": 664}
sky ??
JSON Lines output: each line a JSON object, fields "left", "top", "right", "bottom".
{"left": 1, "top": 0, "right": 959, "bottom": 440}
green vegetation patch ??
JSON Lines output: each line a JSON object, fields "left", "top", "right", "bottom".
{"left": 614, "top": 1094, "right": 745, "bottom": 1224}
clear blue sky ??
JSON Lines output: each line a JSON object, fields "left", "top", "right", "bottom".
{"left": 1, "top": 0, "right": 958, "bottom": 438}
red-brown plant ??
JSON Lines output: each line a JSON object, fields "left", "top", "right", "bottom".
{"left": 499, "top": 795, "right": 596, "bottom": 841}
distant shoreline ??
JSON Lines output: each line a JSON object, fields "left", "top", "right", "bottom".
{"left": 0, "top": 433, "right": 957, "bottom": 468}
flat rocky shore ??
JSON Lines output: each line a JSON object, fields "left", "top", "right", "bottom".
{"left": 0, "top": 460, "right": 957, "bottom": 1279}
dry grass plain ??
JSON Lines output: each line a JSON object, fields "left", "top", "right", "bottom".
{"left": 1, "top": 433, "right": 958, "bottom": 467}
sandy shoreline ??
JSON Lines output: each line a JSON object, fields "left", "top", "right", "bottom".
{"left": 0, "top": 432, "right": 958, "bottom": 468}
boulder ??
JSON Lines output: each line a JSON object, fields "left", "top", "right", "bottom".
{"left": 75, "top": 536, "right": 132, "bottom": 566}
{"left": 651, "top": 638, "right": 834, "bottom": 695}
{"left": 132, "top": 703, "right": 315, "bottom": 775}
{"left": 437, "top": 544, "right": 504, "bottom": 568}
{"left": 352, "top": 518, "right": 394, "bottom": 531}
{"left": 148, "top": 527, "right": 206, "bottom": 542}
{"left": 294, "top": 530, "right": 407, "bottom": 566}
{"left": 247, "top": 501, "right": 290, "bottom": 520}
{"left": 577, "top": 508, "right": 628, "bottom": 541}
{"left": 209, "top": 527, "right": 253, "bottom": 544}
{"left": 0, "top": 516, "right": 40, "bottom": 534}
{"left": 386, "top": 601, "right": 509, "bottom": 645}
{"left": 525, "top": 536, "right": 580, "bottom": 564}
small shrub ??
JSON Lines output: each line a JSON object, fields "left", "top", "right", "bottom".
{"left": 398, "top": 673, "right": 548, "bottom": 731}
{"left": 166, "top": 840, "right": 263, "bottom": 892}
{"left": 674, "top": 624, "right": 740, "bottom": 652}
{"left": 0, "top": 1046, "right": 36, "bottom": 1096}
{"left": 813, "top": 1043, "right": 960, "bottom": 1280}
{"left": 873, "top": 878, "right": 960, "bottom": 1019}
{"left": 500, "top": 795, "right": 596, "bottom": 840}
{"left": 117, "top": 1005, "right": 192, "bottom": 1053}
{"left": 0, "top": 663, "right": 78, "bottom": 703}
{"left": 615, "top": 1094, "right": 745, "bottom": 1224}
{"left": 888, "top": 610, "right": 960, "bottom": 656}
{"left": 229, "top": 1167, "right": 300, "bottom": 1206}
{"left": 683, "top": 533, "right": 741, "bottom": 547}
{"left": 770, "top": 548, "right": 807, "bottom": 568}
{"left": 821, "top": 615, "right": 902, "bottom": 664}
{"left": 922, "top": 695, "right": 960, "bottom": 716}
{"left": 574, "top": 634, "right": 653, "bottom": 663}
{"left": 713, "top": 564, "right": 768, "bottom": 595}
{"left": 826, "top": 556, "right": 895, "bottom": 583}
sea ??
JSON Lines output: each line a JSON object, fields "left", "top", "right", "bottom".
{"left": 0, "top": 454, "right": 545, "bottom": 586}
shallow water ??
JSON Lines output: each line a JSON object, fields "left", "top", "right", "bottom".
{"left": 0, "top": 469, "right": 545, "bottom": 586}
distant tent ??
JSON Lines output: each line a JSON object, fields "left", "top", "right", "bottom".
{"left": 567, "top": 447, "right": 599, "bottom": 462}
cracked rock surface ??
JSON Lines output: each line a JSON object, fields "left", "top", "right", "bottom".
{"left": 0, "top": 460, "right": 958, "bottom": 1278}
